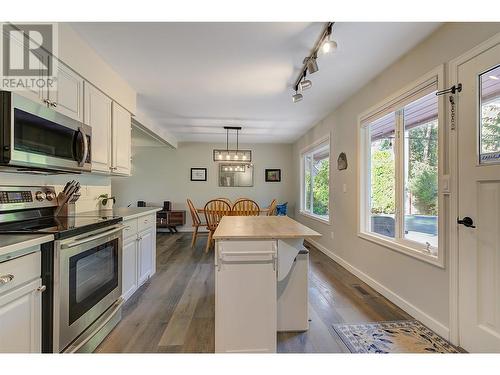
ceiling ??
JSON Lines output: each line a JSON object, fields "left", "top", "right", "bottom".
{"left": 70, "top": 22, "right": 441, "bottom": 144}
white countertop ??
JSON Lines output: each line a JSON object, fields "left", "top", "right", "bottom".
{"left": 97, "top": 207, "right": 162, "bottom": 221}
{"left": 213, "top": 216, "right": 321, "bottom": 240}
{"left": 0, "top": 233, "right": 54, "bottom": 260}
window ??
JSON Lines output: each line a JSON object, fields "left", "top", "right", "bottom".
{"left": 479, "top": 65, "right": 500, "bottom": 164}
{"left": 360, "top": 72, "right": 441, "bottom": 264}
{"left": 301, "top": 139, "right": 330, "bottom": 222}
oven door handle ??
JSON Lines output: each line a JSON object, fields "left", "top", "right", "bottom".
{"left": 61, "top": 225, "right": 124, "bottom": 249}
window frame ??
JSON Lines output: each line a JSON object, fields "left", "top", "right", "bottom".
{"left": 300, "top": 135, "right": 331, "bottom": 225}
{"left": 358, "top": 66, "right": 445, "bottom": 268}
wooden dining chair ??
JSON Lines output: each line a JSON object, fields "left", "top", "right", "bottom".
{"left": 231, "top": 199, "right": 260, "bottom": 216}
{"left": 215, "top": 197, "right": 232, "bottom": 205}
{"left": 186, "top": 198, "right": 206, "bottom": 248}
{"left": 266, "top": 199, "right": 277, "bottom": 216}
{"left": 204, "top": 199, "right": 231, "bottom": 252}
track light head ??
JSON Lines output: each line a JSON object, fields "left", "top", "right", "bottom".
{"left": 292, "top": 92, "right": 303, "bottom": 103}
{"left": 322, "top": 39, "right": 338, "bottom": 54}
{"left": 305, "top": 57, "right": 319, "bottom": 74}
{"left": 299, "top": 79, "right": 312, "bottom": 91}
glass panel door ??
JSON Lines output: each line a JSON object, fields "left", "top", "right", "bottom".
{"left": 68, "top": 238, "right": 119, "bottom": 325}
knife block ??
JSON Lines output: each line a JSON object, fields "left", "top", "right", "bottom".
{"left": 55, "top": 192, "right": 81, "bottom": 217}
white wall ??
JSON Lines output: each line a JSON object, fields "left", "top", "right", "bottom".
{"left": 111, "top": 129, "right": 294, "bottom": 229}
{"left": 292, "top": 23, "right": 500, "bottom": 339}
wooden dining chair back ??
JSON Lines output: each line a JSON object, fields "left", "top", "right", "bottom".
{"left": 266, "top": 199, "right": 277, "bottom": 216}
{"left": 204, "top": 199, "right": 232, "bottom": 252}
{"left": 215, "top": 197, "right": 232, "bottom": 206}
{"left": 187, "top": 198, "right": 205, "bottom": 248}
{"left": 231, "top": 199, "right": 260, "bottom": 216}
{"left": 186, "top": 198, "right": 201, "bottom": 226}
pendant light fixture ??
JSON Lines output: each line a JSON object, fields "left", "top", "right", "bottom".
{"left": 213, "top": 126, "right": 252, "bottom": 162}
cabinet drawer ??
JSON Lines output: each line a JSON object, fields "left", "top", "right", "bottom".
{"left": 123, "top": 219, "right": 138, "bottom": 240}
{"left": 138, "top": 214, "right": 156, "bottom": 231}
{"left": 0, "top": 252, "right": 40, "bottom": 295}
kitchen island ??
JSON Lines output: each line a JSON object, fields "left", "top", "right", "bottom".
{"left": 213, "top": 216, "right": 320, "bottom": 353}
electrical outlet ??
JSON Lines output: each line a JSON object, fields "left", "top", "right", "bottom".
{"left": 343, "top": 183, "right": 347, "bottom": 193}
{"left": 330, "top": 231, "right": 334, "bottom": 240}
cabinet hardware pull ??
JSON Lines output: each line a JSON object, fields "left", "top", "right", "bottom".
{"left": 0, "top": 274, "right": 14, "bottom": 285}
{"left": 37, "top": 285, "right": 47, "bottom": 293}
{"left": 50, "top": 101, "right": 57, "bottom": 108}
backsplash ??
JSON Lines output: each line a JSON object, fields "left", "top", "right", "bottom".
{"left": 0, "top": 172, "right": 111, "bottom": 213}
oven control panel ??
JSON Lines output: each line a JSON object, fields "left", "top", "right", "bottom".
{"left": 0, "top": 186, "right": 57, "bottom": 210}
{"left": 0, "top": 190, "right": 33, "bottom": 204}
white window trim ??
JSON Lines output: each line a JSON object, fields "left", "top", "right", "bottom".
{"left": 357, "top": 65, "right": 445, "bottom": 268}
{"left": 299, "top": 134, "right": 331, "bottom": 225}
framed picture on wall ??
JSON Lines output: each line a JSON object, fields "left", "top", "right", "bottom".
{"left": 191, "top": 167, "right": 207, "bottom": 181}
{"left": 265, "top": 169, "right": 281, "bottom": 182}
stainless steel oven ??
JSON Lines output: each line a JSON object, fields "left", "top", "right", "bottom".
{"left": 53, "top": 224, "right": 123, "bottom": 353}
{"left": 0, "top": 91, "right": 91, "bottom": 173}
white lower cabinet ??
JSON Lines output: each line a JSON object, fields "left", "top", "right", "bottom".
{"left": 121, "top": 216, "right": 156, "bottom": 301}
{"left": 0, "top": 252, "right": 43, "bottom": 353}
{"left": 122, "top": 237, "right": 139, "bottom": 301}
{"left": 215, "top": 240, "right": 277, "bottom": 353}
{"left": 137, "top": 228, "right": 154, "bottom": 286}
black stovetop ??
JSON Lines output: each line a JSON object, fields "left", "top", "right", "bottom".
{"left": 0, "top": 214, "right": 123, "bottom": 240}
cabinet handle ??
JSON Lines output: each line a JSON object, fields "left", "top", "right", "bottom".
{"left": 0, "top": 274, "right": 14, "bottom": 285}
{"left": 43, "top": 98, "right": 50, "bottom": 106}
{"left": 50, "top": 101, "right": 57, "bottom": 108}
{"left": 37, "top": 285, "right": 47, "bottom": 293}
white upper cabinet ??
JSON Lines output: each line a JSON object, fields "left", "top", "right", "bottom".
{"left": 84, "top": 83, "right": 112, "bottom": 174}
{"left": 111, "top": 102, "right": 132, "bottom": 176}
{"left": 49, "top": 62, "right": 84, "bottom": 122}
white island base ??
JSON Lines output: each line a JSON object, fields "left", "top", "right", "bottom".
{"left": 213, "top": 216, "right": 320, "bottom": 353}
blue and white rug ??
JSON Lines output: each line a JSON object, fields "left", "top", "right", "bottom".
{"left": 333, "top": 320, "right": 461, "bottom": 353}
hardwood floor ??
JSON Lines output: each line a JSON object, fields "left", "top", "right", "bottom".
{"left": 96, "top": 232, "right": 412, "bottom": 353}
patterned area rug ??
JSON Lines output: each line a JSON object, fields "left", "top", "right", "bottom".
{"left": 333, "top": 320, "right": 461, "bottom": 353}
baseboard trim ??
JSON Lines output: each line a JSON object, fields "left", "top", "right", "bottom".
{"left": 306, "top": 238, "right": 450, "bottom": 340}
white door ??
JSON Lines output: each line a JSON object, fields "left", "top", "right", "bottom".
{"left": 111, "top": 102, "right": 132, "bottom": 176}
{"left": 137, "top": 228, "right": 153, "bottom": 286}
{"left": 50, "top": 62, "right": 84, "bottom": 122}
{"left": 457, "top": 40, "right": 500, "bottom": 352}
{"left": 85, "top": 83, "right": 112, "bottom": 173}
{"left": 122, "top": 237, "right": 138, "bottom": 301}
{"left": 0, "top": 279, "right": 42, "bottom": 353}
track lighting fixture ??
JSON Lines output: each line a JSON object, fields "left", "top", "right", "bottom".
{"left": 292, "top": 91, "right": 303, "bottom": 103}
{"left": 322, "top": 27, "right": 338, "bottom": 54}
{"left": 299, "top": 78, "right": 312, "bottom": 91}
{"left": 305, "top": 56, "right": 319, "bottom": 74}
{"left": 291, "top": 22, "right": 336, "bottom": 103}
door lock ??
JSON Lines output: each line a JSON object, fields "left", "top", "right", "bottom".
{"left": 458, "top": 216, "right": 475, "bottom": 228}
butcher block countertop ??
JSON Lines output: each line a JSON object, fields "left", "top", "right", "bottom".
{"left": 213, "top": 216, "right": 321, "bottom": 240}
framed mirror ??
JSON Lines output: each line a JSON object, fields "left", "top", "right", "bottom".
{"left": 219, "top": 163, "right": 254, "bottom": 187}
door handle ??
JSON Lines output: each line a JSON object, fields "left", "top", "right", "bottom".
{"left": 77, "top": 127, "right": 89, "bottom": 167}
{"left": 458, "top": 216, "right": 476, "bottom": 228}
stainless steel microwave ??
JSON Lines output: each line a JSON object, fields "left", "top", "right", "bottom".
{"left": 0, "top": 91, "right": 91, "bottom": 173}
